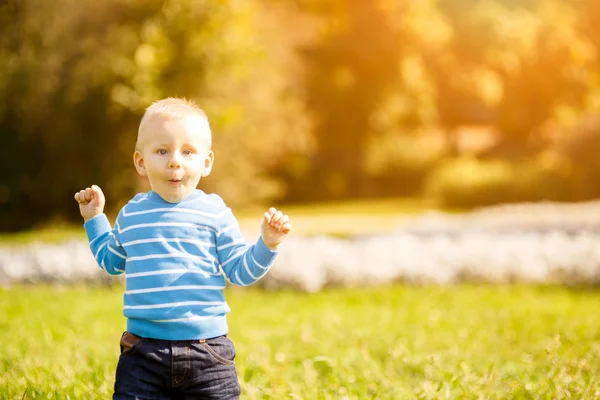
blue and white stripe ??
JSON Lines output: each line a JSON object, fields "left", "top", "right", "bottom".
{"left": 84, "top": 189, "right": 278, "bottom": 340}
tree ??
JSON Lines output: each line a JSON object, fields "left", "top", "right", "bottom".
{"left": 296, "top": 0, "right": 400, "bottom": 200}
{"left": 0, "top": 0, "right": 283, "bottom": 231}
{"left": 430, "top": 0, "right": 590, "bottom": 159}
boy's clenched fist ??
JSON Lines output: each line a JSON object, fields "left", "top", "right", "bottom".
{"left": 74, "top": 185, "right": 105, "bottom": 222}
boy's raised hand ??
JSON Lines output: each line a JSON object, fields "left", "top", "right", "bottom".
{"left": 261, "top": 208, "right": 292, "bottom": 250}
{"left": 74, "top": 185, "right": 106, "bottom": 222}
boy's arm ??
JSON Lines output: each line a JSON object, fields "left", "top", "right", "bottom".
{"left": 75, "top": 185, "right": 126, "bottom": 275}
{"left": 84, "top": 214, "right": 127, "bottom": 275}
{"left": 216, "top": 207, "right": 290, "bottom": 286}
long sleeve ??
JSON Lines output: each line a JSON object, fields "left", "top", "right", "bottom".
{"left": 215, "top": 208, "right": 278, "bottom": 286}
{"left": 84, "top": 190, "right": 282, "bottom": 340}
{"left": 84, "top": 213, "right": 127, "bottom": 275}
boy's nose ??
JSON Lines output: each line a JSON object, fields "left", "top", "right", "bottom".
{"left": 169, "top": 153, "right": 182, "bottom": 168}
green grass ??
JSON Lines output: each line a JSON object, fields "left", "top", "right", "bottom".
{"left": 1, "top": 284, "right": 599, "bottom": 399}
{"left": 237, "top": 197, "right": 447, "bottom": 238}
{"left": 0, "top": 226, "right": 86, "bottom": 245}
{"left": 0, "top": 197, "right": 440, "bottom": 244}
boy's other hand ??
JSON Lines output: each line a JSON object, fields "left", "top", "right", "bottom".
{"left": 74, "top": 185, "right": 106, "bottom": 222}
{"left": 261, "top": 208, "right": 291, "bottom": 250}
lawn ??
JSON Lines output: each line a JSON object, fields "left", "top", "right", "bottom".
{"left": 0, "top": 197, "right": 441, "bottom": 245}
{"left": 1, "top": 284, "right": 599, "bottom": 399}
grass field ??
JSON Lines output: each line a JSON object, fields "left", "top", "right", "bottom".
{"left": 1, "top": 284, "right": 599, "bottom": 399}
{"left": 0, "top": 197, "right": 443, "bottom": 245}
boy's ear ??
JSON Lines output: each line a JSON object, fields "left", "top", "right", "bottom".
{"left": 133, "top": 151, "right": 147, "bottom": 176}
{"left": 201, "top": 151, "right": 214, "bottom": 177}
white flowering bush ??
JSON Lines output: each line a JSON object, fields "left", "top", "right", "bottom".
{"left": 2, "top": 201, "right": 600, "bottom": 291}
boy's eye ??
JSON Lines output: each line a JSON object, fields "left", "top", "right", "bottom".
{"left": 157, "top": 149, "right": 168, "bottom": 155}
{"left": 182, "top": 149, "right": 193, "bottom": 156}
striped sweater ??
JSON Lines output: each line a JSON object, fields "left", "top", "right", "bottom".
{"left": 83, "top": 189, "right": 278, "bottom": 340}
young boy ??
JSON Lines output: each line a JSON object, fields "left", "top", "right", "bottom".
{"left": 74, "top": 97, "right": 291, "bottom": 399}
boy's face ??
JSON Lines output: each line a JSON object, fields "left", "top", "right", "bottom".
{"left": 134, "top": 115, "right": 214, "bottom": 203}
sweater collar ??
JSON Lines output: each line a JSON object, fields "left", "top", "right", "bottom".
{"left": 147, "top": 189, "right": 203, "bottom": 204}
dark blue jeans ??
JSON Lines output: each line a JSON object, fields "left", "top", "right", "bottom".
{"left": 113, "top": 332, "right": 241, "bottom": 400}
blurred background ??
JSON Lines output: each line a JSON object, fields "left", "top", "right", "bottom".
{"left": 2, "top": 2, "right": 600, "bottom": 398}
{"left": 2, "top": 0, "right": 600, "bottom": 232}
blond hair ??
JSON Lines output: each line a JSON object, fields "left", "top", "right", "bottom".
{"left": 137, "top": 97, "right": 211, "bottom": 148}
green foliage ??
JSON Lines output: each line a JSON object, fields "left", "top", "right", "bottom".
{"left": 295, "top": 0, "right": 400, "bottom": 201}
{"left": 1, "top": 285, "right": 599, "bottom": 398}
{"left": 364, "top": 132, "right": 445, "bottom": 196}
{"left": 554, "top": 115, "right": 600, "bottom": 199}
{"left": 426, "top": 157, "right": 514, "bottom": 208}
{"left": 425, "top": 155, "right": 571, "bottom": 208}
{"left": 0, "top": 1, "right": 311, "bottom": 231}
{"left": 2, "top": 0, "right": 600, "bottom": 231}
